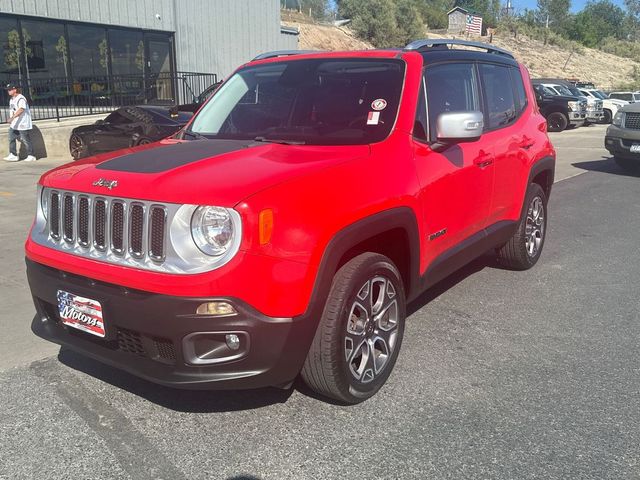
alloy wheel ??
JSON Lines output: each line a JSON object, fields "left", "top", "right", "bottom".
{"left": 345, "top": 276, "right": 399, "bottom": 384}
{"left": 525, "top": 196, "right": 545, "bottom": 257}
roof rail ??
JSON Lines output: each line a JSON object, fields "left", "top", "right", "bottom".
{"left": 404, "top": 39, "right": 514, "bottom": 59}
{"left": 252, "top": 50, "right": 320, "bottom": 61}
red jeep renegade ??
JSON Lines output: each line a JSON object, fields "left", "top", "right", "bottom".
{"left": 26, "top": 40, "right": 555, "bottom": 404}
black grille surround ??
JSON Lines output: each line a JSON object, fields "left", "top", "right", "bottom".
{"left": 624, "top": 112, "right": 640, "bottom": 130}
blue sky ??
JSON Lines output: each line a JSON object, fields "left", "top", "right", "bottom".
{"left": 326, "top": 0, "right": 628, "bottom": 15}
{"left": 514, "top": 0, "right": 626, "bottom": 12}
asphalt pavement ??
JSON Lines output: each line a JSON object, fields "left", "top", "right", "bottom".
{"left": 1, "top": 124, "right": 638, "bottom": 479}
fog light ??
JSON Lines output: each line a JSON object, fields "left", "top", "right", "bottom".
{"left": 225, "top": 334, "right": 241, "bottom": 350}
{"left": 196, "top": 301, "right": 237, "bottom": 316}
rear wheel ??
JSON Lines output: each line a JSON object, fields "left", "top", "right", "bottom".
{"left": 547, "top": 112, "right": 568, "bottom": 132}
{"left": 69, "top": 134, "right": 88, "bottom": 160}
{"left": 135, "top": 136, "right": 153, "bottom": 146}
{"left": 496, "top": 183, "right": 547, "bottom": 270}
{"left": 301, "top": 253, "right": 406, "bottom": 404}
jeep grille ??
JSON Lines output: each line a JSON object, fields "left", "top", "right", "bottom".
{"left": 46, "top": 190, "right": 167, "bottom": 265}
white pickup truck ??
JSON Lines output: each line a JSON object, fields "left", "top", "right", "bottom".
{"left": 579, "top": 88, "right": 628, "bottom": 124}
{"left": 541, "top": 83, "right": 604, "bottom": 124}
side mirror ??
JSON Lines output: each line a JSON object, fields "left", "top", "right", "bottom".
{"left": 95, "top": 119, "right": 105, "bottom": 125}
{"left": 535, "top": 92, "right": 544, "bottom": 104}
{"left": 434, "top": 111, "right": 484, "bottom": 148}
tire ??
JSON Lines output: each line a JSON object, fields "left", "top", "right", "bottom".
{"left": 614, "top": 156, "right": 640, "bottom": 174}
{"left": 69, "top": 133, "right": 89, "bottom": 160}
{"left": 602, "top": 109, "right": 612, "bottom": 124}
{"left": 135, "top": 136, "right": 153, "bottom": 146}
{"left": 496, "top": 183, "right": 548, "bottom": 270}
{"left": 301, "top": 253, "right": 406, "bottom": 404}
{"left": 547, "top": 112, "right": 568, "bottom": 132}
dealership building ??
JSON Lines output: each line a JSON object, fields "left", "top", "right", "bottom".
{"left": 0, "top": 0, "right": 298, "bottom": 121}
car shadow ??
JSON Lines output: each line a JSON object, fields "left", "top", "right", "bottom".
{"left": 57, "top": 348, "right": 293, "bottom": 413}
{"left": 57, "top": 254, "right": 505, "bottom": 411}
{"left": 408, "top": 253, "right": 501, "bottom": 316}
{"left": 572, "top": 156, "right": 640, "bottom": 178}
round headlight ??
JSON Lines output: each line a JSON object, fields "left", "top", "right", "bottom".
{"left": 41, "top": 188, "right": 48, "bottom": 220}
{"left": 191, "top": 206, "right": 235, "bottom": 256}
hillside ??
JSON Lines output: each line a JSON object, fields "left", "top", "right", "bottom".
{"left": 282, "top": 13, "right": 639, "bottom": 89}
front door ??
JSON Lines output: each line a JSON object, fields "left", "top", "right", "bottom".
{"left": 413, "top": 63, "right": 495, "bottom": 269}
{"left": 144, "top": 34, "right": 175, "bottom": 104}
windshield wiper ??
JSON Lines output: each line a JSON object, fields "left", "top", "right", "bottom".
{"left": 181, "top": 130, "right": 208, "bottom": 141}
{"left": 253, "top": 136, "right": 306, "bottom": 145}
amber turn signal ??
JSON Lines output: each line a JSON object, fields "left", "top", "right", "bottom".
{"left": 259, "top": 208, "right": 274, "bottom": 245}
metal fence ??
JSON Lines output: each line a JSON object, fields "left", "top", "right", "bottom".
{"left": 0, "top": 71, "right": 218, "bottom": 124}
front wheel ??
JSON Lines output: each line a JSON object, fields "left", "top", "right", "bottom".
{"left": 602, "top": 109, "right": 612, "bottom": 124}
{"left": 69, "top": 134, "right": 88, "bottom": 160}
{"left": 496, "top": 183, "right": 548, "bottom": 270}
{"left": 301, "top": 253, "right": 406, "bottom": 404}
{"left": 547, "top": 112, "right": 568, "bottom": 132}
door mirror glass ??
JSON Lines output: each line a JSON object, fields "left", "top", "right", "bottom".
{"left": 436, "top": 111, "right": 484, "bottom": 144}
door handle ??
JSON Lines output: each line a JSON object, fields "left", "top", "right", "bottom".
{"left": 474, "top": 151, "right": 494, "bottom": 168}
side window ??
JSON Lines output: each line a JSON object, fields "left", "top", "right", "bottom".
{"left": 510, "top": 68, "right": 528, "bottom": 115}
{"left": 479, "top": 63, "right": 516, "bottom": 129}
{"left": 424, "top": 63, "right": 479, "bottom": 142}
{"left": 413, "top": 77, "right": 428, "bottom": 142}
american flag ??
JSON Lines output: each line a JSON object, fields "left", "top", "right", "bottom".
{"left": 57, "top": 290, "right": 105, "bottom": 337}
{"left": 465, "top": 14, "right": 483, "bottom": 35}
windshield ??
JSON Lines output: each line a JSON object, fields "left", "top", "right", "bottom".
{"left": 590, "top": 90, "right": 606, "bottom": 99}
{"left": 188, "top": 58, "right": 405, "bottom": 145}
{"left": 552, "top": 85, "right": 573, "bottom": 96}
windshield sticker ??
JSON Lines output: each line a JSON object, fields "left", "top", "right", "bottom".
{"left": 371, "top": 99, "right": 387, "bottom": 111}
{"left": 367, "top": 111, "right": 380, "bottom": 125}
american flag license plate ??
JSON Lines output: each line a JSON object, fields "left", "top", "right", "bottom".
{"left": 57, "top": 290, "right": 105, "bottom": 338}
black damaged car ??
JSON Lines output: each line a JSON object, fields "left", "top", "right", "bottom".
{"left": 69, "top": 106, "right": 193, "bottom": 160}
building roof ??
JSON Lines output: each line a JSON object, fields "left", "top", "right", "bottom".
{"left": 447, "top": 6, "right": 482, "bottom": 17}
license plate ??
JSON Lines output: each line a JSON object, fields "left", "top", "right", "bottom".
{"left": 57, "top": 290, "right": 106, "bottom": 337}
{"left": 630, "top": 144, "right": 640, "bottom": 153}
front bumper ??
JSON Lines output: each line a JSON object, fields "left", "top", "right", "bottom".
{"left": 569, "top": 112, "right": 586, "bottom": 125}
{"left": 27, "top": 259, "right": 317, "bottom": 389}
{"left": 605, "top": 135, "right": 640, "bottom": 161}
{"left": 587, "top": 111, "right": 604, "bottom": 122}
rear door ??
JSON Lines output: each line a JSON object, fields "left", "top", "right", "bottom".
{"left": 478, "top": 63, "right": 532, "bottom": 224}
{"left": 412, "top": 62, "right": 495, "bottom": 266}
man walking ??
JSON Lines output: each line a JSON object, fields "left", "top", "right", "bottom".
{"left": 4, "top": 84, "right": 36, "bottom": 162}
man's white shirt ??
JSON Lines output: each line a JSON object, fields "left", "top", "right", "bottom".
{"left": 9, "top": 94, "right": 32, "bottom": 130}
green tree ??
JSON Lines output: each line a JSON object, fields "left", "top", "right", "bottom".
{"left": 569, "top": 0, "right": 625, "bottom": 46}
{"left": 339, "top": 0, "right": 402, "bottom": 47}
{"left": 395, "top": 0, "right": 426, "bottom": 44}
{"left": 536, "top": 0, "right": 571, "bottom": 33}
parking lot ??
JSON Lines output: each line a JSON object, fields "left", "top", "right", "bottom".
{"left": 1, "top": 123, "right": 638, "bottom": 479}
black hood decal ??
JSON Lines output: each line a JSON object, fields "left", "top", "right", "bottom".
{"left": 96, "top": 139, "right": 258, "bottom": 173}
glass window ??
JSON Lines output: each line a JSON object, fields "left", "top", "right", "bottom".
{"left": 0, "top": 16, "right": 21, "bottom": 78}
{"left": 105, "top": 110, "right": 133, "bottom": 125}
{"left": 511, "top": 69, "right": 527, "bottom": 115}
{"left": 189, "top": 59, "right": 405, "bottom": 145}
{"left": 425, "top": 63, "right": 479, "bottom": 141}
{"left": 21, "top": 20, "right": 69, "bottom": 80}
{"left": 68, "top": 25, "right": 108, "bottom": 78}
{"left": 413, "top": 77, "right": 428, "bottom": 142}
{"left": 479, "top": 63, "right": 516, "bottom": 129}
{"left": 109, "top": 29, "right": 144, "bottom": 76}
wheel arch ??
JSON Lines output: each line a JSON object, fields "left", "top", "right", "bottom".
{"left": 304, "top": 207, "right": 421, "bottom": 320}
